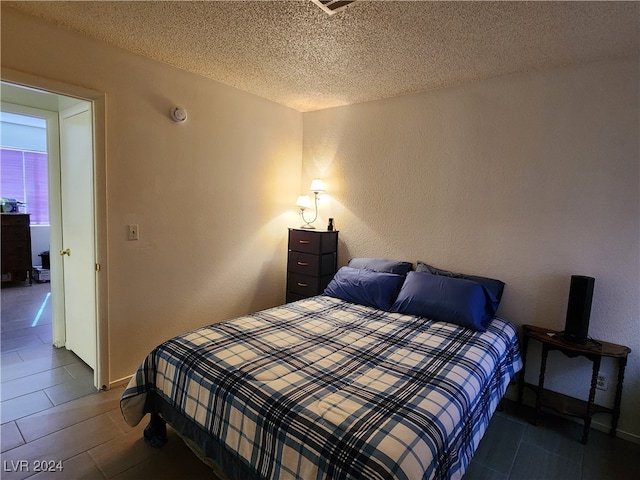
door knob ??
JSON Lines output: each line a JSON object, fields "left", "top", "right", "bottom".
{"left": 60, "top": 248, "right": 71, "bottom": 256}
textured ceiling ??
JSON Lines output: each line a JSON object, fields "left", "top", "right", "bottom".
{"left": 4, "top": 1, "right": 639, "bottom": 112}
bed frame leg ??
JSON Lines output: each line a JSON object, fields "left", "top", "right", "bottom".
{"left": 143, "top": 413, "right": 168, "bottom": 448}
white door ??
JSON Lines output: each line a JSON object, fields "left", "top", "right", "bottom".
{"left": 58, "top": 104, "right": 97, "bottom": 370}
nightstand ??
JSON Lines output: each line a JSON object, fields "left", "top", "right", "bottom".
{"left": 518, "top": 324, "right": 630, "bottom": 444}
{"left": 286, "top": 228, "right": 338, "bottom": 303}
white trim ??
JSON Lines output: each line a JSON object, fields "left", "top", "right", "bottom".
{"left": 0, "top": 145, "right": 48, "bottom": 154}
{"left": 110, "top": 375, "right": 134, "bottom": 390}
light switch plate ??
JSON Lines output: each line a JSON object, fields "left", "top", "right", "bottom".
{"left": 127, "top": 224, "right": 139, "bottom": 241}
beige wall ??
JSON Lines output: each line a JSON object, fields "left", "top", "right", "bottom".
{"left": 302, "top": 57, "right": 639, "bottom": 440}
{"left": 2, "top": 8, "right": 303, "bottom": 381}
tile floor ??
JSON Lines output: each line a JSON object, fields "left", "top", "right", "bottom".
{"left": 465, "top": 400, "right": 639, "bottom": 480}
{"left": 1, "top": 281, "right": 638, "bottom": 479}
{"left": 1, "top": 281, "right": 214, "bottom": 479}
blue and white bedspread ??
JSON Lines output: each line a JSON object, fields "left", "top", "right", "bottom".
{"left": 121, "top": 295, "right": 522, "bottom": 480}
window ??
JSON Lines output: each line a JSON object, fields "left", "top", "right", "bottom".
{"left": 0, "top": 112, "right": 49, "bottom": 225}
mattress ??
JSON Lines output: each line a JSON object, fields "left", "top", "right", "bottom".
{"left": 121, "top": 295, "right": 522, "bottom": 480}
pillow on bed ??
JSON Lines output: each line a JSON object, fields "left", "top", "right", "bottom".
{"left": 390, "top": 271, "right": 494, "bottom": 331}
{"left": 416, "top": 261, "right": 504, "bottom": 313}
{"left": 324, "top": 266, "right": 405, "bottom": 311}
{"left": 348, "top": 257, "right": 413, "bottom": 276}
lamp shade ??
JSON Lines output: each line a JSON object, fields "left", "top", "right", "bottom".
{"left": 309, "top": 178, "right": 326, "bottom": 193}
{"left": 296, "top": 195, "right": 311, "bottom": 209}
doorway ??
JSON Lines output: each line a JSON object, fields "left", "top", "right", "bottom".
{"left": 0, "top": 77, "right": 107, "bottom": 389}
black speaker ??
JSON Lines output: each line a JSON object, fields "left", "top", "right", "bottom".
{"left": 563, "top": 275, "right": 595, "bottom": 344}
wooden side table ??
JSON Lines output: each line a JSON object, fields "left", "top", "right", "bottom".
{"left": 518, "top": 324, "right": 630, "bottom": 444}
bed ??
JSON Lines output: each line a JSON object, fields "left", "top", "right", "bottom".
{"left": 121, "top": 259, "right": 522, "bottom": 480}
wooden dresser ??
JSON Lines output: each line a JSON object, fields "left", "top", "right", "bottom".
{"left": 286, "top": 228, "right": 338, "bottom": 303}
{"left": 1, "top": 213, "right": 33, "bottom": 284}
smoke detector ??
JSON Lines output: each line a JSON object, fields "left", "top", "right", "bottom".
{"left": 311, "top": 0, "right": 358, "bottom": 15}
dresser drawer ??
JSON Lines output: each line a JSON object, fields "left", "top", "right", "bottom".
{"left": 288, "top": 229, "right": 338, "bottom": 254}
{"left": 286, "top": 291, "right": 308, "bottom": 303}
{"left": 287, "top": 251, "right": 336, "bottom": 276}
{"left": 1, "top": 214, "right": 30, "bottom": 227}
{"left": 287, "top": 272, "right": 334, "bottom": 297}
{"left": 288, "top": 251, "right": 320, "bottom": 274}
{"left": 287, "top": 273, "right": 321, "bottom": 296}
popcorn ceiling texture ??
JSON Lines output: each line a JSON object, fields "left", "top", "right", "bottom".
{"left": 5, "top": 1, "right": 639, "bottom": 112}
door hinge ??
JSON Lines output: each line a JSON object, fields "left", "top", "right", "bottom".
{"left": 95, "top": 263, "right": 101, "bottom": 272}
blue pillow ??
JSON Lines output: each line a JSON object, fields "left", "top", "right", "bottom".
{"left": 390, "top": 271, "right": 494, "bottom": 331}
{"left": 324, "top": 266, "right": 405, "bottom": 311}
{"left": 416, "top": 261, "right": 504, "bottom": 314}
{"left": 348, "top": 257, "right": 413, "bottom": 276}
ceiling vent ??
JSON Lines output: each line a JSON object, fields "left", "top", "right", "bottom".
{"left": 311, "top": 0, "right": 359, "bottom": 15}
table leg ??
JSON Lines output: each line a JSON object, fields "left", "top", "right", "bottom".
{"left": 611, "top": 356, "right": 628, "bottom": 437}
{"left": 518, "top": 332, "right": 530, "bottom": 404}
{"left": 534, "top": 344, "right": 549, "bottom": 426}
{"left": 582, "top": 356, "right": 601, "bottom": 445}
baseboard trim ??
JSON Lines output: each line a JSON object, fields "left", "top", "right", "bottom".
{"left": 109, "top": 375, "right": 133, "bottom": 390}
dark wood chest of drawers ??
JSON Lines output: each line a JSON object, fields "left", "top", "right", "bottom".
{"left": 286, "top": 228, "right": 338, "bottom": 303}
{"left": 1, "top": 214, "right": 33, "bottom": 284}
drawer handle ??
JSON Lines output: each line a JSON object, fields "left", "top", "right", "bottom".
{"left": 298, "top": 240, "right": 310, "bottom": 244}
{"left": 297, "top": 282, "right": 309, "bottom": 287}
{"left": 297, "top": 261, "right": 309, "bottom": 266}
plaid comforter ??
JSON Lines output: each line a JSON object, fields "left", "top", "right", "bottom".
{"left": 121, "top": 296, "right": 521, "bottom": 480}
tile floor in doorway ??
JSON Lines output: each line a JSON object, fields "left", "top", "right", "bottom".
{"left": 2, "top": 281, "right": 96, "bottom": 421}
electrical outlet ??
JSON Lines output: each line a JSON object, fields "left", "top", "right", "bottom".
{"left": 596, "top": 373, "right": 608, "bottom": 391}
{"left": 127, "top": 224, "right": 139, "bottom": 241}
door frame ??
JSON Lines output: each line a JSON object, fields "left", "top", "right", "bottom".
{"left": 2, "top": 68, "right": 109, "bottom": 390}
